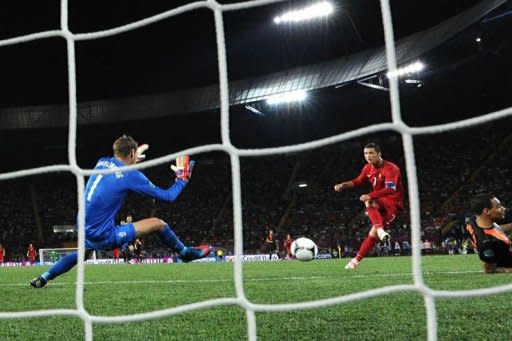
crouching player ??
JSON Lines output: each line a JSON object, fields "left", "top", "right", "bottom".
{"left": 31, "top": 135, "right": 211, "bottom": 288}
{"left": 466, "top": 193, "right": 512, "bottom": 274}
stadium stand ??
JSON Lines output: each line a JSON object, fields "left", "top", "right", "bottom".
{"left": 1, "top": 119, "right": 511, "bottom": 260}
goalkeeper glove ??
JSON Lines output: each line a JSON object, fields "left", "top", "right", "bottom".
{"left": 171, "top": 155, "right": 195, "bottom": 181}
{"left": 136, "top": 144, "right": 149, "bottom": 163}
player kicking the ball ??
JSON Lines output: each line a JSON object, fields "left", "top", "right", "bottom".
{"left": 334, "top": 143, "right": 404, "bottom": 269}
{"left": 31, "top": 135, "right": 211, "bottom": 288}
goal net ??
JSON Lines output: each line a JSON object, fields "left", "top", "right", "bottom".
{"left": 1, "top": 1, "right": 512, "bottom": 341}
{"left": 39, "top": 248, "right": 96, "bottom": 265}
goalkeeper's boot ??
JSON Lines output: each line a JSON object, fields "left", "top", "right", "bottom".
{"left": 377, "top": 228, "right": 390, "bottom": 242}
{"left": 179, "top": 244, "right": 212, "bottom": 263}
{"left": 344, "top": 258, "right": 359, "bottom": 270}
{"left": 30, "top": 275, "right": 48, "bottom": 288}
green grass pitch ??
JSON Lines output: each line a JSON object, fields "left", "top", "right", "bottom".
{"left": 1, "top": 255, "right": 512, "bottom": 340}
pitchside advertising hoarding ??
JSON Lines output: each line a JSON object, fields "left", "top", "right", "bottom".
{"left": 0, "top": 253, "right": 332, "bottom": 266}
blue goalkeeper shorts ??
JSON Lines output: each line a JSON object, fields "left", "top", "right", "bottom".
{"left": 85, "top": 223, "right": 137, "bottom": 251}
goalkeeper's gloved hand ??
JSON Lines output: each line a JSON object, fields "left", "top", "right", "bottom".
{"left": 136, "top": 144, "right": 149, "bottom": 163}
{"left": 171, "top": 155, "right": 195, "bottom": 181}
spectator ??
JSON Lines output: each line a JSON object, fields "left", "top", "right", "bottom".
{"left": 402, "top": 240, "right": 411, "bottom": 255}
{"left": 422, "top": 240, "right": 433, "bottom": 255}
{"left": 393, "top": 241, "right": 401, "bottom": 256}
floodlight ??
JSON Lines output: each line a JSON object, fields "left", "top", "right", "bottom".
{"left": 245, "top": 105, "right": 265, "bottom": 116}
{"left": 405, "top": 79, "right": 423, "bottom": 88}
{"left": 274, "top": 1, "right": 334, "bottom": 24}
{"left": 386, "top": 61, "right": 425, "bottom": 78}
{"left": 266, "top": 90, "right": 307, "bottom": 105}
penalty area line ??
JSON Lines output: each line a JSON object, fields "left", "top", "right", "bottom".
{"left": 1, "top": 275, "right": 325, "bottom": 287}
{"left": 0, "top": 271, "right": 481, "bottom": 287}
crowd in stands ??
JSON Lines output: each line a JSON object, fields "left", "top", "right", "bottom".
{"left": 1, "top": 119, "right": 511, "bottom": 261}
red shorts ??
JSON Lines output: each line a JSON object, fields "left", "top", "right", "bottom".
{"left": 373, "top": 198, "right": 402, "bottom": 227}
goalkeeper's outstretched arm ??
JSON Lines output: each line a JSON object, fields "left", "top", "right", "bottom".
{"left": 127, "top": 155, "right": 195, "bottom": 203}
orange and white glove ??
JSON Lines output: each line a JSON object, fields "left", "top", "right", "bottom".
{"left": 171, "top": 155, "right": 195, "bottom": 181}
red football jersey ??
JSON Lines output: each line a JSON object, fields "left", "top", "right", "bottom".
{"left": 351, "top": 160, "right": 404, "bottom": 209}
{"left": 284, "top": 239, "right": 292, "bottom": 251}
{"left": 28, "top": 247, "right": 36, "bottom": 260}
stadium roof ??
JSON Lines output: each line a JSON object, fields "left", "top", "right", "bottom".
{"left": 0, "top": 0, "right": 511, "bottom": 167}
{"left": 0, "top": 0, "right": 511, "bottom": 128}
{"left": 0, "top": 0, "right": 507, "bottom": 129}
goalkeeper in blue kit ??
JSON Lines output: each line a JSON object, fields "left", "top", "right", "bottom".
{"left": 31, "top": 135, "right": 211, "bottom": 288}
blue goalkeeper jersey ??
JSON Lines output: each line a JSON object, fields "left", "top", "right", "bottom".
{"left": 83, "top": 157, "right": 187, "bottom": 240}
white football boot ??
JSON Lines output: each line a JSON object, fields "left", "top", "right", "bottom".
{"left": 377, "top": 228, "right": 390, "bottom": 242}
{"left": 344, "top": 258, "right": 359, "bottom": 270}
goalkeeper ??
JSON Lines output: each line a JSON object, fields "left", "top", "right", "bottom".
{"left": 31, "top": 135, "right": 211, "bottom": 288}
{"left": 466, "top": 193, "right": 512, "bottom": 274}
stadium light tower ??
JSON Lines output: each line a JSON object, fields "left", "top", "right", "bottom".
{"left": 386, "top": 61, "right": 425, "bottom": 78}
{"left": 274, "top": 1, "right": 334, "bottom": 24}
{"left": 266, "top": 90, "right": 307, "bottom": 105}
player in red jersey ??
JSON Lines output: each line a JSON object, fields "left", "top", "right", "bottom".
{"left": 27, "top": 243, "right": 37, "bottom": 265}
{"left": 112, "top": 247, "right": 120, "bottom": 263}
{"left": 0, "top": 244, "right": 5, "bottom": 264}
{"left": 334, "top": 143, "right": 404, "bottom": 269}
{"left": 284, "top": 234, "right": 293, "bottom": 260}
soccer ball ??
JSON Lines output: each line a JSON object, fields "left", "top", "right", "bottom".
{"left": 291, "top": 237, "right": 318, "bottom": 262}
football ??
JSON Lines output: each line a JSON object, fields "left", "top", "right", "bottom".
{"left": 291, "top": 237, "right": 318, "bottom": 262}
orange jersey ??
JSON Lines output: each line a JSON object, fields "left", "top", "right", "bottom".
{"left": 466, "top": 222, "right": 511, "bottom": 249}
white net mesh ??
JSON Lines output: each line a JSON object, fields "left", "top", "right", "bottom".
{"left": 1, "top": 1, "right": 512, "bottom": 340}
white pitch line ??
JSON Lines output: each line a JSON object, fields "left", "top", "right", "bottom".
{"left": 348, "top": 270, "right": 481, "bottom": 279}
{"left": 0, "top": 271, "right": 481, "bottom": 288}
{"left": 0, "top": 276, "right": 325, "bottom": 287}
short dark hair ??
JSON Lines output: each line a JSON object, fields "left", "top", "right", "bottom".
{"left": 470, "top": 192, "right": 494, "bottom": 215}
{"left": 113, "top": 135, "right": 137, "bottom": 158}
{"left": 364, "top": 143, "right": 381, "bottom": 153}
